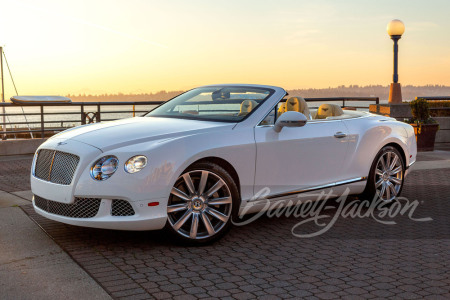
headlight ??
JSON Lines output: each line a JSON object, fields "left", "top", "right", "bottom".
{"left": 90, "top": 156, "right": 119, "bottom": 180}
{"left": 124, "top": 155, "right": 147, "bottom": 173}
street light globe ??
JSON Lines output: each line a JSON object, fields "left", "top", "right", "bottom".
{"left": 387, "top": 19, "right": 405, "bottom": 36}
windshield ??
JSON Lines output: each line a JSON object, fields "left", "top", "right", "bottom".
{"left": 146, "top": 86, "right": 274, "bottom": 122}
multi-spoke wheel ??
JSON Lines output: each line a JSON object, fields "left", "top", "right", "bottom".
{"left": 363, "top": 146, "right": 405, "bottom": 203}
{"left": 166, "top": 162, "right": 238, "bottom": 244}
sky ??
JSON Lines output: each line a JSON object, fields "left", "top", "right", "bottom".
{"left": 1, "top": 0, "right": 450, "bottom": 99}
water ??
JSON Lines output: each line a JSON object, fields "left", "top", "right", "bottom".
{"left": 1, "top": 99, "right": 385, "bottom": 133}
{"left": 1, "top": 104, "right": 158, "bottom": 130}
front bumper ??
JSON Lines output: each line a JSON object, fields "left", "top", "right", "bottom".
{"left": 31, "top": 138, "right": 172, "bottom": 231}
{"left": 33, "top": 195, "right": 167, "bottom": 231}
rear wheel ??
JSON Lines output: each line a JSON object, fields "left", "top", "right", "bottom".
{"left": 165, "top": 162, "right": 238, "bottom": 245}
{"left": 363, "top": 146, "right": 405, "bottom": 203}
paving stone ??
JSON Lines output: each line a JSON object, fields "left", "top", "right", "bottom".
{"left": 10, "top": 155, "right": 450, "bottom": 299}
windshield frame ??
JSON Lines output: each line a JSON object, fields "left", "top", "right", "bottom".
{"left": 144, "top": 85, "right": 276, "bottom": 123}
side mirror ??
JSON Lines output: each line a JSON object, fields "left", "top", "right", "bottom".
{"left": 274, "top": 111, "right": 307, "bottom": 132}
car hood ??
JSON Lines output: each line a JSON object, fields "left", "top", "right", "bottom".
{"left": 51, "top": 117, "right": 234, "bottom": 151}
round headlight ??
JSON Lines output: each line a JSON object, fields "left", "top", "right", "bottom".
{"left": 125, "top": 155, "right": 147, "bottom": 173}
{"left": 91, "top": 156, "right": 119, "bottom": 180}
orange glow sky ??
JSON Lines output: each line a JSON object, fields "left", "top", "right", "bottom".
{"left": 1, "top": 0, "right": 450, "bottom": 99}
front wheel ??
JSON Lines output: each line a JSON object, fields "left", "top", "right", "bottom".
{"left": 362, "top": 146, "right": 405, "bottom": 203}
{"left": 165, "top": 162, "right": 239, "bottom": 245}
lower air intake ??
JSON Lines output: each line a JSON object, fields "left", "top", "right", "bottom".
{"left": 111, "top": 199, "right": 135, "bottom": 216}
{"left": 34, "top": 195, "right": 101, "bottom": 218}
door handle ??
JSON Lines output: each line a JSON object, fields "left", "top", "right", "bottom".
{"left": 334, "top": 132, "right": 347, "bottom": 139}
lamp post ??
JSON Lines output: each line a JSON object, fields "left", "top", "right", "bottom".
{"left": 387, "top": 19, "right": 405, "bottom": 104}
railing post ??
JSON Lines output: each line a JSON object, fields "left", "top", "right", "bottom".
{"left": 40, "top": 105, "right": 45, "bottom": 138}
{"left": 343, "top": 99, "right": 346, "bottom": 108}
{"left": 1, "top": 106, "right": 6, "bottom": 140}
{"left": 1, "top": 47, "right": 6, "bottom": 140}
{"left": 376, "top": 97, "right": 379, "bottom": 104}
{"left": 81, "top": 104, "right": 85, "bottom": 125}
{"left": 97, "top": 104, "right": 101, "bottom": 122}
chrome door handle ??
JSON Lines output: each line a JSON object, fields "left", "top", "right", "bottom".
{"left": 334, "top": 132, "right": 347, "bottom": 139}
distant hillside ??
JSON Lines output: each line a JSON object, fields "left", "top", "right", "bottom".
{"left": 287, "top": 85, "right": 450, "bottom": 101}
{"left": 66, "top": 90, "right": 184, "bottom": 102}
{"left": 66, "top": 85, "right": 450, "bottom": 102}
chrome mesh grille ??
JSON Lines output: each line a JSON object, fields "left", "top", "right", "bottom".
{"left": 111, "top": 199, "right": 135, "bottom": 216}
{"left": 34, "top": 149, "right": 80, "bottom": 185}
{"left": 34, "top": 149, "right": 54, "bottom": 180}
{"left": 34, "top": 195, "right": 101, "bottom": 218}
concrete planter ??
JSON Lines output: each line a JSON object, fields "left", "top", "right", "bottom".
{"left": 411, "top": 123, "right": 439, "bottom": 152}
{"left": 434, "top": 117, "right": 450, "bottom": 146}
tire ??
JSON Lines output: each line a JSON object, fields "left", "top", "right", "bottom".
{"left": 165, "top": 161, "right": 239, "bottom": 245}
{"left": 362, "top": 145, "right": 405, "bottom": 203}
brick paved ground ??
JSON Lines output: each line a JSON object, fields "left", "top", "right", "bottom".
{"left": 17, "top": 165, "right": 450, "bottom": 299}
{"left": 0, "top": 157, "right": 32, "bottom": 192}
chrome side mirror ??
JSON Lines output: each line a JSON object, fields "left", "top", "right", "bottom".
{"left": 274, "top": 111, "right": 307, "bottom": 132}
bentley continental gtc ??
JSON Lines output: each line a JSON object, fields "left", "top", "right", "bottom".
{"left": 31, "top": 84, "right": 417, "bottom": 244}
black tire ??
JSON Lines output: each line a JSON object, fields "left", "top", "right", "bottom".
{"left": 361, "top": 145, "right": 405, "bottom": 203}
{"left": 165, "top": 161, "right": 239, "bottom": 245}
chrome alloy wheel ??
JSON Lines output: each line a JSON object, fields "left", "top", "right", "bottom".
{"left": 167, "top": 170, "right": 233, "bottom": 239}
{"left": 374, "top": 150, "right": 403, "bottom": 202}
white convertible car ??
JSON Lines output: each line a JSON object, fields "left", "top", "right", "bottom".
{"left": 31, "top": 84, "right": 417, "bottom": 243}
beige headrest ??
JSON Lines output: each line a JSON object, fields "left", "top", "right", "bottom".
{"left": 277, "top": 102, "right": 286, "bottom": 117}
{"left": 238, "top": 100, "right": 257, "bottom": 116}
{"left": 286, "top": 97, "right": 311, "bottom": 119}
{"left": 316, "top": 104, "right": 344, "bottom": 119}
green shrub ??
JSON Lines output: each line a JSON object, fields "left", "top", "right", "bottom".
{"left": 408, "top": 98, "right": 436, "bottom": 124}
{"left": 428, "top": 100, "right": 450, "bottom": 117}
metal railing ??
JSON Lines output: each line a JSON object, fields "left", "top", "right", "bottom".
{"left": 0, "top": 101, "right": 163, "bottom": 140}
{"left": 415, "top": 96, "right": 450, "bottom": 101}
{"left": 0, "top": 97, "right": 379, "bottom": 140}
{"left": 414, "top": 96, "right": 450, "bottom": 114}
{"left": 301, "top": 97, "right": 379, "bottom": 109}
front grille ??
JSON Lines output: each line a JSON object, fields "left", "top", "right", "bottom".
{"left": 34, "top": 195, "right": 101, "bottom": 218}
{"left": 111, "top": 199, "right": 135, "bottom": 216}
{"left": 34, "top": 149, "right": 80, "bottom": 185}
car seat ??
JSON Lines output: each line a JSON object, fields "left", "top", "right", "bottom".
{"left": 238, "top": 100, "right": 257, "bottom": 116}
{"left": 285, "top": 97, "right": 312, "bottom": 120}
{"left": 315, "top": 104, "right": 344, "bottom": 119}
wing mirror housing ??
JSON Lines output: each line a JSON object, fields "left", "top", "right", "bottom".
{"left": 274, "top": 111, "right": 307, "bottom": 132}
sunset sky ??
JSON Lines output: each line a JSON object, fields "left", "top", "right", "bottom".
{"left": 1, "top": 0, "right": 450, "bottom": 99}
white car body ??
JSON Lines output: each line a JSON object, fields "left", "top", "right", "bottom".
{"left": 31, "top": 84, "right": 417, "bottom": 232}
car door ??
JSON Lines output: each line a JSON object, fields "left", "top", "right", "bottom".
{"left": 254, "top": 119, "right": 349, "bottom": 198}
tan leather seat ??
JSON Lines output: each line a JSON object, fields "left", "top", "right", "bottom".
{"left": 238, "top": 100, "right": 257, "bottom": 116}
{"left": 277, "top": 102, "right": 286, "bottom": 118}
{"left": 315, "top": 104, "right": 344, "bottom": 119}
{"left": 285, "top": 97, "right": 312, "bottom": 119}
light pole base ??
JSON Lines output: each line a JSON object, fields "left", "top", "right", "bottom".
{"left": 388, "top": 82, "right": 402, "bottom": 104}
